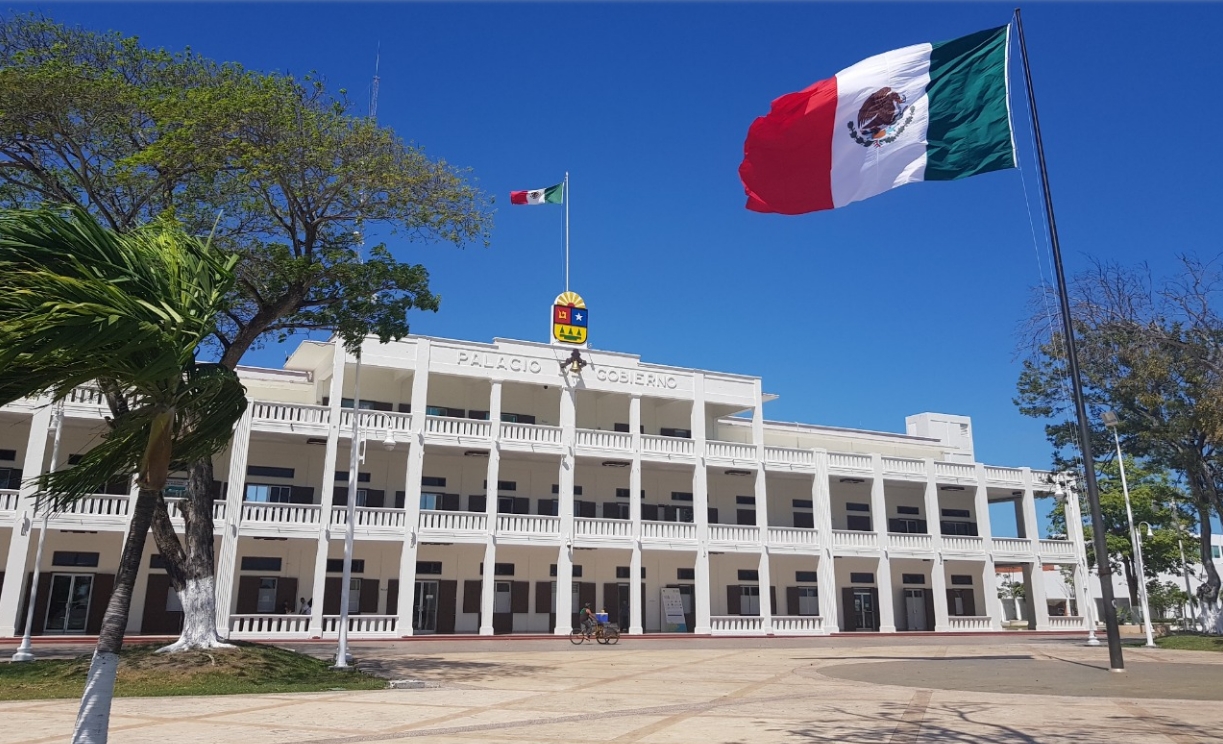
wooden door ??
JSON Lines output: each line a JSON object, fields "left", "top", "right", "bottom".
{"left": 85, "top": 574, "right": 114, "bottom": 635}
{"left": 359, "top": 579, "right": 380, "bottom": 615}
{"left": 387, "top": 579, "right": 399, "bottom": 617}
{"left": 922, "top": 588, "right": 935, "bottom": 631}
{"left": 323, "top": 576, "right": 342, "bottom": 615}
{"left": 236, "top": 576, "right": 262, "bottom": 614}
{"left": 841, "top": 588, "right": 858, "bottom": 631}
{"left": 141, "top": 574, "right": 184, "bottom": 635}
{"left": 436, "top": 580, "right": 457, "bottom": 634}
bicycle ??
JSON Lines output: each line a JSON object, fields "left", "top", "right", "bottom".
{"left": 569, "top": 622, "right": 620, "bottom": 645}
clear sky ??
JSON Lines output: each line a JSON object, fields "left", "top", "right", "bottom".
{"left": 9, "top": 2, "right": 1220, "bottom": 532}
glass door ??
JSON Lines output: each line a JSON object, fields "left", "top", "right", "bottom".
{"left": 413, "top": 580, "right": 438, "bottom": 632}
{"left": 45, "top": 574, "right": 93, "bottom": 634}
{"left": 852, "top": 588, "right": 876, "bottom": 631}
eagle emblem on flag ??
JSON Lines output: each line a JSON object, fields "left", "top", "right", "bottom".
{"left": 847, "top": 87, "right": 915, "bottom": 148}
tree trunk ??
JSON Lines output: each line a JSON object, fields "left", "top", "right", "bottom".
{"left": 71, "top": 487, "right": 157, "bottom": 744}
{"left": 1196, "top": 504, "right": 1222, "bottom": 633}
{"left": 1121, "top": 554, "right": 1139, "bottom": 608}
{"left": 150, "top": 458, "right": 233, "bottom": 652}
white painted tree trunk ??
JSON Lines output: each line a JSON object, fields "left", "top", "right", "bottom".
{"left": 1201, "top": 604, "right": 1223, "bottom": 635}
{"left": 71, "top": 651, "right": 119, "bottom": 744}
{"left": 157, "top": 576, "right": 235, "bottom": 653}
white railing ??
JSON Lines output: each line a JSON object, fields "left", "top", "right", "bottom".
{"left": 888, "top": 533, "right": 933, "bottom": 551}
{"left": 330, "top": 506, "right": 406, "bottom": 529}
{"left": 575, "top": 429, "right": 632, "bottom": 451}
{"left": 1046, "top": 615, "right": 1086, "bottom": 630}
{"left": 228, "top": 614, "right": 310, "bottom": 636}
{"left": 1039, "top": 539, "right": 1077, "bottom": 559}
{"left": 641, "top": 434, "right": 694, "bottom": 457}
{"left": 574, "top": 517, "right": 631, "bottom": 538}
{"left": 164, "top": 497, "right": 227, "bottom": 522}
{"left": 882, "top": 457, "right": 924, "bottom": 475}
{"left": 0, "top": 489, "right": 18, "bottom": 512}
{"left": 771, "top": 615, "right": 824, "bottom": 634}
{"left": 496, "top": 514, "right": 561, "bottom": 535}
{"left": 935, "top": 462, "right": 976, "bottom": 480}
{"left": 250, "top": 401, "right": 331, "bottom": 426}
{"left": 985, "top": 466, "right": 1024, "bottom": 484}
{"left": 501, "top": 422, "right": 563, "bottom": 445}
{"left": 832, "top": 530, "right": 878, "bottom": 550}
{"left": 641, "top": 520, "right": 697, "bottom": 541}
{"left": 418, "top": 510, "right": 487, "bottom": 532}
{"left": 706, "top": 441, "right": 756, "bottom": 461}
{"left": 767, "top": 526, "right": 819, "bottom": 547}
{"left": 424, "top": 415, "right": 491, "bottom": 439}
{"left": 709, "top": 524, "right": 760, "bottom": 543}
{"left": 829, "top": 452, "right": 871, "bottom": 471}
{"left": 321, "top": 614, "right": 399, "bottom": 634}
{"left": 764, "top": 446, "right": 814, "bottom": 466}
{"left": 991, "top": 537, "right": 1033, "bottom": 554}
{"left": 342, "top": 410, "right": 413, "bottom": 433}
{"left": 63, "top": 494, "right": 130, "bottom": 517}
{"left": 241, "top": 502, "right": 321, "bottom": 525}
{"left": 942, "top": 535, "right": 985, "bottom": 552}
{"left": 68, "top": 386, "right": 105, "bottom": 405}
{"left": 947, "top": 616, "right": 992, "bottom": 631}
{"left": 710, "top": 615, "right": 764, "bottom": 634}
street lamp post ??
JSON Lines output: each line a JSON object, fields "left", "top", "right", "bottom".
{"left": 334, "top": 350, "right": 362, "bottom": 669}
{"left": 1101, "top": 411, "right": 1156, "bottom": 648}
{"left": 1137, "top": 522, "right": 1157, "bottom": 647}
{"left": 12, "top": 400, "right": 65, "bottom": 663}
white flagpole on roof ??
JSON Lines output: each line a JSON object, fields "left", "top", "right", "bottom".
{"left": 564, "top": 172, "right": 570, "bottom": 292}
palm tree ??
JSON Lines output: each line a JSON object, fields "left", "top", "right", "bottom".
{"left": 0, "top": 207, "right": 245, "bottom": 744}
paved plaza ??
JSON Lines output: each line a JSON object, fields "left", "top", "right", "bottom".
{"left": 2, "top": 635, "right": 1222, "bottom": 743}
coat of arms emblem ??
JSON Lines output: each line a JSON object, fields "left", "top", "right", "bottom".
{"left": 848, "top": 87, "right": 915, "bottom": 148}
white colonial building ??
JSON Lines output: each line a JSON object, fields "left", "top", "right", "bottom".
{"left": 0, "top": 334, "right": 1094, "bottom": 640}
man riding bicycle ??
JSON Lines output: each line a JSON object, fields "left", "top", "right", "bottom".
{"left": 579, "top": 603, "right": 597, "bottom": 636}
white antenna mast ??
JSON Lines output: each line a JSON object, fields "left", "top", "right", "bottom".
{"left": 369, "top": 44, "right": 380, "bottom": 123}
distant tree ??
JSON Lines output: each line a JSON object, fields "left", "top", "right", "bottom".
{"left": 1146, "top": 580, "right": 1191, "bottom": 622}
{"left": 1016, "top": 256, "right": 1223, "bottom": 632}
{"left": 0, "top": 14, "right": 493, "bottom": 651}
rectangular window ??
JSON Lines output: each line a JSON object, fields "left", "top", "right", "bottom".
{"left": 348, "top": 578, "right": 362, "bottom": 613}
{"left": 240, "top": 556, "right": 282, "bottom": 572}
{"left": 942, "top": 508, "right": 972, "bottom": 518}
{"left": 501, "top": 412, "right": 536, "bottom": 424}
{"left": 795, "top": 571, "right": 818, "bottom": 583}
{"left": 1214, "top": 546, "right": 1222, "bottom": 560}
{"left": 950, "top": 574, "right": 974, "bottom": 586}
{"left": 547, "top": 564, "right": 582, "bottom": 577}
{"left": 163, "top": 478, "right": 187, "bottom": 496}
{"left": 256, "top": 578, "right": 278, "bottom": 613}
{"left": 485, "top": 480, "right": 517, "bottom": 492}
{"left": 244, "top": 484, "right": 293, "bottom": 503}
{"left": 334, "top": 471, "right": 371, "bottom": 483}
{"left": 735, "top": 495, "right": 756, "bottom": 505}
{"left": 52, "top": 551, "right": 100, "bottom": 567}
{"left": 416, "top": 561, "right": 443, "bottom": 575}
{"left": 149, "top": 554, "right": 167, "bottom": 569}
{"left": 901, "top": 573, "right": 926, "bottom": 585}
{"left": 467, "top": 410, "right": 490, "bottom": 421}
{"left": 326, "top": 559, "right": 365, "bottom": 574}
{"left": 426, "top": 405, "right": 466, "bottom": 418}
{"left": 340, "top": 398, "right": 390, "bottom": 410}
{"left": 737, "top": 569, "right": 759, "bottom": 582}
{"left": 849, "top": 572, "right": 874, "bottom": 584}
{"left": 537, "top": 498, "right": 559, "bottom": 516}
{"left": 421, "top": 476, "right": 447, "bottom": 488}
{"left": 420, "top": 493, "right": 440, "bottom": 510}
{"left": 671, "top": 492, "right": 693, "bottom": 502}
{"left": 677, "top": 568, "right": 695, "bottom": 580}
{"left": 246, "top": 465, "right": 294, "bottom": 479}
{"left": 494, "top": 563, "right": 515, "bottom": 576}
{"left": 896, "top": 505, "right": 920, "bottom": 515}
{"left": 941, "top": 521, "right": 975, "bottom": 536}
{"left": 891, "top": 518, "right": 921, "bottom": 534}
{"left": 551, "top": 484, "right": 583, "bottom": 495}
{"left": 615, "top": 488, "right": 643, "bottom": 499}
{"left": 845, "top": 502, "right": 870, "bottom": 512}
{"left": 846, "top": 514, "right": 872, "bottom": 531}
{"left": 616, "top": 566, "right": 630, "bottom": 579}
{"left": 797, "top": 586, "right": 819, "bottom": 616}
{"left": 792, "top": 499, "right": 813, "bottom": 509}
{"left": 494, "top": 581, "right": 511, "bottom": 613}
{"left": 603, "top": 502, "right": 630, "bottom": 519}
{"left": 739, "top": 585, "right": 760, "bottom": 615}
{"left": 793, "top": 512, "right": 815, "bottom": 528}
{"left": 660, "top": 428, "right": 691, "bottom": 439}
{"left": 0, "top": 449, "right": 15, "bottom": 461}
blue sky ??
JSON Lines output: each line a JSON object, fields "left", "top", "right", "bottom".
{"left": 11, "top": 3, "right": 1220, "bottom": 532}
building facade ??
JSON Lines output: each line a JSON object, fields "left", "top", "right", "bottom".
{"left": 0, "top": 335, "right": 1092, "bottom": 640}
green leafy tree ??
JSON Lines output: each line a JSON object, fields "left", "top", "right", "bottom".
{"left": 0, "top": 206, "right": 244, "bottom": 744}
{"left": 0, "top": 14, "right": 493, "bottom": 650}
{"left": 1146, "top": 580, "right": 1192, "bottom": 621}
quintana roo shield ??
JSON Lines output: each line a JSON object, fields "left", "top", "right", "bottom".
{"left": 552, "top": 291, "right": 588, "bottom": 346}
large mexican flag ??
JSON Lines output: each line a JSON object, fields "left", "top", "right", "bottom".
{"left": 739, "top": 26, "right": 1014, "bottom": 215}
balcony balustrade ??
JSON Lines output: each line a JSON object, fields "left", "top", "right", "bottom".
{"left": 991, "top": 537, "right": 1034, "bottom": 554}
{"left": 321, "top": 614, "right": 399, "bottom": 635}
{"left": 575, "top": 429, "right": 632, "bottom": 452}
{"left": 771, "top": 615, "right": 824, "bottom": 634}
{"left": 947, "top": 616, "right": 992, "bottom": 631}
{"left": 764, "top": 446, "right": 814, "bottom": 466}
{"left": 829, "top": 452, "right": 872, "bottom": 471}
{"left": 501, "top": 422, "right": 563, "bottom": 446}
{"left": 241, "top": 502, "right": 321, "bottom": 526}
{"left": 941, "top": 535, "right": 985, "bottom": 553}
{"left": 831, "top": 529, "right": 879, "bottom": 550}
{"left": 887, "top": 532, "right": 933, "bottom": 552}
{"left": 882, "top": 457, "right": 924, "bottom": 476}
{"left": 574, "top": 517, "right": 631, "bottom": 539}
{"left": 1038, "top": 539, "right": 1077, "bottom": 560}
{"left": 61, "top": 494, "right": 130, "bottom": 518}
{"left": 164, "top": 497, "right": 227, "bottom": 523}
{"left": 251, "top": 401, "right": 331, "bottom": 426}
{"left": 228, "top": 614, "right": 311, "bottom": 638}
{"left": 330, "top": 506, "right": 407, "bottom": 529}
{"left": 935, "top": 461, "right": 976, "bottom": 480}
{"left": 424, "top": 415, "right": 491, "bottom": 439}
{"left": 1046, "top": 615, "right": 1087, "bottom": 630}
{"left": 641, "top": 434, "right": 694, "bottom": 458}
{"left": 417, "top": 510, "right": 487, "bottom": 532}
{"left": 0, "top": 489, "right": 18, "bottom": 512}
{"left": 340, "top": 410, "right": 413, "bottom": 434}
{"left": 985, "top": 466, "right": 1024, "bottom": 485}
{"left": 496, "top": 514, "right": 561, "bottom": 536}
{"left": 641, "top": 520, "right": 696, "bottom": 541}
{"left": 708, "top": 524, "right": 760, "bottom": 543}
{"left": 705, "top": 441, "right": 755, "bottom": 461}
{"left": 710, "top": 615, "right": 764, "bottom": 634}
{"left": 766, "top": 526, "right": 820, "bottom": 548}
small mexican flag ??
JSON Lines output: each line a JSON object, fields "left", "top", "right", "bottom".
{"left": 739, "top": 26, "right": 1015, "bottom": 215}
{"left": 510, "top": 183, "right": 564, "bottom": 205}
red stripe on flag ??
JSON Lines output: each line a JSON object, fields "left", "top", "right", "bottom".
{"left": 739, "top": 76, "right": 838, "bottom": 215}
{"left": 509, "top": 190, "right": 529, "bottom": 205}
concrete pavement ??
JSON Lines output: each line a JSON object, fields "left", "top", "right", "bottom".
{"left": 2, "top": 635, "right": 1221, "bottom": 743}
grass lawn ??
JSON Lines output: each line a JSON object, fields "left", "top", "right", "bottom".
{"left": 0, "top": 642, "right": 386, "bottom": 700}
{"left": 1154, "top": 633, "right": 1223, "bottom": 653}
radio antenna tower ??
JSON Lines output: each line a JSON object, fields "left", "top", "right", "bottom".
{"left": 369, "top": 44, "right": 380, "bottom": 122}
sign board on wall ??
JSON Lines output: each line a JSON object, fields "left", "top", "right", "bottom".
{"left": 660, "top": 587, "right": 688, "bottom": 632}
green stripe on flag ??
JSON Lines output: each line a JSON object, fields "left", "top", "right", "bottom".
{"left": 925, "top": 25, "right": 1014, "bottom": 181}
{"left": 543, "top": 183, "right": 564, "bottom": 204}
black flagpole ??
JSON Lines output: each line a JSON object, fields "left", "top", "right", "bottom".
{"left": 1014, "top": 8, "right": 1125, "bottom": 670}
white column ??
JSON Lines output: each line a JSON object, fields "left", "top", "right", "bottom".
{"left": 395, "top": 341, "right": 430, "bottom": 636}
{"left": 1028, "top": 560, "right": 1051, "bottom": 630}
{"left": 0, "top": 403, "right": 53, "bottom": 637}
{"left": 870, "top": 454, "right": 896, "bottom": 633}
{"left": 691, "top": 374, "right": 711, "bottom": 634}
{"left": 751, "top": 385, "right": 771, "bottom": 631}
{"left": 1064, "top": 482, "right": 1093, "bottom": 625}
{"left": 479, "top": 539, "right": 497, "bottom": 635}
{"left": 213, "top": 405, "right": 253, "bottom": 637}
{"left": 924, "top": 459, "right": 949, "bottom": 632}
{"left": 975, "top": 463, "right": 1003, "bottom": 629}
{"left": 813, "top": 450, "right": 838, "bottom": 632}
{"left": 308, "top": 341, "right": 347, "bottom": 637}
{"left": 554, "top": 380, "right": 577, "bottom": 634}
{"left": 1020, "top": 467, "right": 1039, "bottom": 546}
{"left": 479, "top": 386, "right": 501, "bottom": 636}
{"left": 628, "top": 394, "right": 643, "bottom": 635}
